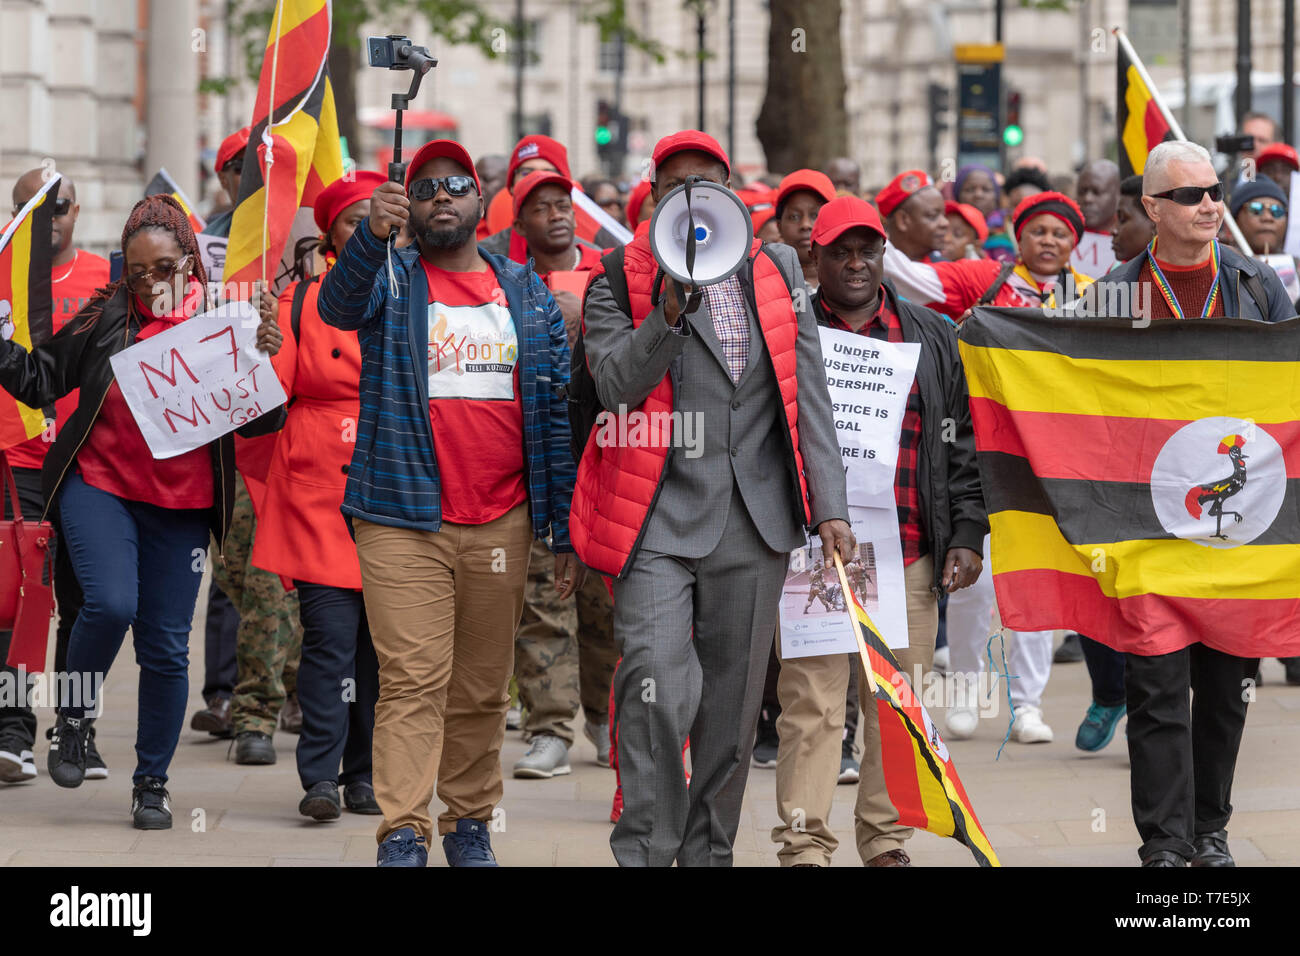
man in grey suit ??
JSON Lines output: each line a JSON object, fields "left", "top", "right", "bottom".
{"left": 571, "top": 130, "right": 853, "bottom": 866}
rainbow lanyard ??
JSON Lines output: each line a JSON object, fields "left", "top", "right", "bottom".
{"left": 1146, "top": 236, "right": 1221, "bottom": 319}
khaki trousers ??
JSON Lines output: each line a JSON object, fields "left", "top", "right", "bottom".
{"left": 354, "top": 504, "right": 532, "bottom": 844}
{"left": 772, "top": 554, "right": 939, "bottom": 865}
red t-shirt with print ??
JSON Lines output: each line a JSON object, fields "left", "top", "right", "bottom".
{"left": 8, "top": 250, "right": 110, "bottom": 469}
{"left": 421, "top": 260, "right": 526, "bottom": 524}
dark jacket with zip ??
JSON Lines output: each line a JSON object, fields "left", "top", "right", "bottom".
{"left": 0, "top": 285, "right": 281, "bottom": 549}
{"left": 812, "top": 279, "right": 988, "bottom": 595}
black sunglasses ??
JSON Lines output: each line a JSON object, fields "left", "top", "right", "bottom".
{"left": 409, "top": 176, "right": 477, "bottom": 201}
{"left": 1151, "top": 183, "right": 1224, "bottom": 206}
{"left": 1246, "top": 200, "right": 1286, "bottom": 218}
{"left": 11, "top": 197, "right": 71, "bottom": 217}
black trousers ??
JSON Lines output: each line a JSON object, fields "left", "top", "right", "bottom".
{"left": 0, "top": 465, "right": 83, "bottom": 744}
{"left": 1081, "top": 635, "right": 1126, "bottom": 707}
{"left": 1125, "top": 643, "right": 1257, "bottom": 860}
{"left": 201, "top": 582, "right": 239, "bottom": 701}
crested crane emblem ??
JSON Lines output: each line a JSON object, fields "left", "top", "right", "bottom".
{"left": 1183, "top": 433, "right": 1249, "bottom": 539}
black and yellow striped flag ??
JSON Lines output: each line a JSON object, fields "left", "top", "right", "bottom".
{"left": 960, "top": 307, "right": 1300, "bottom": 658}
{"left": 0, "top": 175, "right": 58, "bottom": 448}
{"left": 1117, "top": 43, "right": 1173, "bottom": 178}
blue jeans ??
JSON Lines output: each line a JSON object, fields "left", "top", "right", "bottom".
{"left": 293, "top": 582, "right": 378, "bottom": 790}
{"left": 58, "top": 472, "right": 209, "bottom": 783}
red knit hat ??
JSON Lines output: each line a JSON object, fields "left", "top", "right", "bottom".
{"left": 625, "top": 178, "right": 654, "bottom": 226}
{"left": 651, "top": 130, "right": 731, "bottom": 179}
{"left": 216, "top": 127, "right": 251, "bottom": 173}
{"left": 506, "top": 135, "right": 572, "bottom": 188}
{"left": 1012, "top": 190, "right": 1084, "bottom": 243}
{"left": 1257, "top": 143, "right": 1300, "bottom": 172}
{"left": 405, "top": 139, "right": 480, "bottom": 193}
{"left": 774, "top": 170, "right": 837, "bottom": 211}
{"left": 875, "top": 169, "right": 933, "bottom": 218}
{"left": 314, "top": 170, "right": 388, "bottom": 234}
{"left": 810, "top": 196, "right": 887, "bottom": 247}
{"left": 511, "top": 170, "right": 573, "bottom": 220}
{"left": 944, "top": 200, "right": 989, "bottom": 244}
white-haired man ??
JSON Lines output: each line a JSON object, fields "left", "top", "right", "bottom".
{"left": 1095, "top": 141, "right": 1294, "bottom": 868}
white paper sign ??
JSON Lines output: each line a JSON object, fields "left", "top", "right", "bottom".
{"left": 109, "top": 301, "right": 286, "bottom": 459}
{"left": 1259, "top": 252, "right": 1300, "bottom": 303}
{"left": 818, "top": 327, "right": 920, "bottom": 510}
{"left": 779, "top": 506, "right": 910, "bottom": 657}
{"left": 1285, "top": 171, "right": 1300, "bottom": 260}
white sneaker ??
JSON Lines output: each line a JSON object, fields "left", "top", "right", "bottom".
{"left": 0, "top": 744, "right": 37, "bottom": 783}
{"left": 505, "top": 707, "right": 522, "bottom": 730}
{"left": 945, "top": 705, "right": 978, "bottom": 740}
{"left": 1010, "top": 705, "right": 1054, "bottom": 744}
{"left": 931, "top": 645, "right": 950, "bottom": 675}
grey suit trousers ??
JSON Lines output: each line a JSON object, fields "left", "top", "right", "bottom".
{"left": 610, "top": 485, "right": 788, "bottom": 867}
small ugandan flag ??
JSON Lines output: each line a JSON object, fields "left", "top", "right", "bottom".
{"left": 833, "top": 555, "right": 1000, "bottom": 868}
{"left": 960, "top": 306, "right": 1300, "bottom": 658}
{"left": 144, "top": 168, "right": 206, "bottom": 234}
{"left": 1117, "top": 43, "right": 1172, "bottom": 178}
{"left": 0, "top": 175, "right": 58, "bottom": 448}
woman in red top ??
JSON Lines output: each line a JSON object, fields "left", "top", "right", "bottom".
{"left": 251, "top": 172, "right": 382, "bottom": 822}
{"left": 0, "top": 195, "right": 281, "bottom": 829}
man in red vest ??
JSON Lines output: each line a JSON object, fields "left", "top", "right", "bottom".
{"left": 571, "top": 130, "right": 852, "bottom": 866}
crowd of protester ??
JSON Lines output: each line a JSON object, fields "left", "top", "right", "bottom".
{"left": 0, "top": 111, "right": 1297, "bottom": 868}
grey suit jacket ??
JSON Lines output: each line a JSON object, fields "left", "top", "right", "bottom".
{"left": 582, "top": 241, "right": 848, "bottom": 559}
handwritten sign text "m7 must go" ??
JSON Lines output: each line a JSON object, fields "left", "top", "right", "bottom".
{"left": 109, "top": 301, "right": 287, "bottom": 460}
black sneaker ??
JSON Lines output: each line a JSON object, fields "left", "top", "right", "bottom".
{"left": 47, "top": 714, "right": 89, "bottom": 788}
{"left": 752, "top": 707, "right": 779, "bottom": 768}
{"left": 131, "top": 776, "right": 172, "bottom": 830}
{"left": 343, "top": 781, "right": 382, "bottom": 815}
{"left": 84, "top": 724, "right": 109, "bottom": 780}
{"left": 233, "top": 731, "right": 276, "bottom": 765}
{"left": 299, "top": 781, "right": 341, "bottom": 822}
{"left": 0, "top": 733, "right": 36, "bottom": 783}
{"left": 1283, "top": 657, "right": 1300, "bottom": 686}
{"left": 1053, "top": 633, "right": 1084, "bottom": 663}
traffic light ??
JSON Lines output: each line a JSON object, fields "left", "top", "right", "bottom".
{"left": 1003, "top": 88, "right": 1024, "bottom": 147}
{"left": 927, "top": 82, "right": 953, "bottom": 159}
{"left": 595, "top": 100, "right": 613, "bottom": 153}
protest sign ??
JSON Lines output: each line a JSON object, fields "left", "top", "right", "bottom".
{"left": 108, "top": 300, "right": 286, "bottom": 459}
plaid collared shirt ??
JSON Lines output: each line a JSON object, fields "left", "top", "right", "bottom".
{"left": 826, "top": 296, "right": 926, "bottom": 565}
{"left": 702, "top": 275, "right": 750, "bottom": 382}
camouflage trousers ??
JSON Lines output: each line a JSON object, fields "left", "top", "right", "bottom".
{"left": 513, "top": 538, "right": 618, "bottom": 745}
{"left": 211, "top": 475, "right": 303, "bottom": 736}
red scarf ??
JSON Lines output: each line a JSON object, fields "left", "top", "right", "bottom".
{"left": 133, "top": 277, "right": 205, "bottom": 341}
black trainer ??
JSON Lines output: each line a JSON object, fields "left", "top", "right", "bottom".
{"left": 131, "top": 776, "right": 172, "bottom": 830}
{"left": 752, "top": 707, "right": 779, "bottom": 768}
{"left": 47, "top": 714, "right": 89, "bottom": 788}
{"left": 84, "top": 724, "right": 109, "bottom": 780}
{"left": 344, "top": 781, "right": 382, "bottom": 815}
{"left": 299, "top": 781, "right": 341, "bottom": 821}
{"left": 233, "top": 731, "right": 276, "bottom": 765}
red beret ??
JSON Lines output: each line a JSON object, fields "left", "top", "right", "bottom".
{"left": 944, "top": 200, "right": 989, "bottom": 244}
{"left": 511, "top": 170, "right": 573, "bottom": 220}
{"left": 626, "top": 178, "right": 654, "bottom": 226}
{"left": 405, "top": 139, "right": 480, "bottom": 193}
{"left": 874, "top": 169, "right": 933, "bottom": 218}
{"left": 651, "top": 130, "right": 731, "bottom": 179}
{"left": 1257, "top": 143, "right": 1300, "bottom": 172}
{"left": 1012, "top": 190, "right": 1084, "bottom": 243}
{"left": 810, "top": 196, "right": 887, "bottom": 247}
{"left": 216, "top": 127, "right": 251, "bottom": 173}
{"left": 506, "top": 135, "right": 571, "bottom": 188}
{"left": 774, "top": 169, "right": 837, "bottom": 211}
{"left": 314, "top": 170, "right": 387, "bottom": 235}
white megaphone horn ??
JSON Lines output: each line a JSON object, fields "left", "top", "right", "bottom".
{"left": 648, "top": 177, "right": 753, "bottom": 289}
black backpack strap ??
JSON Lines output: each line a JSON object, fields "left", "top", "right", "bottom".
{"left": 290, "top": 274, "right": 319, "bottom": 343}
{"left": 597, "top": 246, "right": 630, "bottom": 317}
{"left": 977, "top": 261, "right": 1015, "bottom": 306}
{"left": 1242, "top": 269, "right": 1269, "bottom": 319}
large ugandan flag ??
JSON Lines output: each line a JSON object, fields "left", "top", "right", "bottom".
{"left": 0, "top": 175, "right": 59, "bottom": 448}
{"left": 1117, "top": 42, "right": 1172, "bottom": 178}
{"left": 960, "top": 307, "right": 1300, "bottom": 658}
{"left": 224, "top": 0, "right": 341, "bottom": 294}
{"left": 834, "top": 557, "right": 999, "bottom": 868}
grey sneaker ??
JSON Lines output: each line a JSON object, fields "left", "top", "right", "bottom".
{"left": 583, "top": 720, "right": 611, "bottom": 768}
{"left": 512, "top": 734, "right": 571, "bottom": 779}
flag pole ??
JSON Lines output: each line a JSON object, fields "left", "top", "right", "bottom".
{"left": 261, "top": 0, "right": 287, "bottom": 293}
{"left": 1113, "top": 27, "right": 1252, "bottom": 255}
{"left": 833, "top": 553, "right": 879, "bottom": 695}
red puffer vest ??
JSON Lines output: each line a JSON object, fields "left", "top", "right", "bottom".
{"left": 570, "top": 234, "right": 811, "bottom": 577}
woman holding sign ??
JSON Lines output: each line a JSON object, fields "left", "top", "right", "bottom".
{"left": 0, "top": 194, "right": 282, "bottom": 830}
{"left": 251, "top": 172, "right": 383, "bottom": 823}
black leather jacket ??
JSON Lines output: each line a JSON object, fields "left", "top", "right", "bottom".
{"left": 0, "top": 285, "right": 282, "bottom": 550}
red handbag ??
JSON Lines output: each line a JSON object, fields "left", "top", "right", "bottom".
{"left": 0, "top": 451, "right": 55, "bottom": 672}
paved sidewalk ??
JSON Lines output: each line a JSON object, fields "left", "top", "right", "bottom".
{"left": 3, "top": 595, "right": 1299, "bottom": 866}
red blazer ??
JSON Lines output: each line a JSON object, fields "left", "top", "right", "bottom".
{"left": 251, "top": 277, "right": 362, "bottom": 589}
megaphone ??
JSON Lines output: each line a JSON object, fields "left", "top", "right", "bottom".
{"left": 649, "top": 178, "right": 753, "bottom": 287}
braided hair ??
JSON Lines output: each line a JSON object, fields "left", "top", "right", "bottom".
{"left": 78, "top": 193, "right": 209, "bottom": 332}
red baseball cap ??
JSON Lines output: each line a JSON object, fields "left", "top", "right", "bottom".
{"left": 651, "top": 130, "right": 731, "bottom": 180}
{"left": 774, "top": 170, "right": 837, "bottom": 211}
{"left": 216, "top": 127, "right": 251, "bottom": 173}
{"left": 405, "top": 139, "right": 480, "bottom": 193}
{"left": 1257, "top": 143, "right": 1300, "bottom": 172}
{"left": 810, "top": 196, "right": 887, "bottom": 247}
{"left": 943, "top": 200, "right": 989, "bottom": 244}
{"left": 511, "top": 170, "right": 574, "bottom": 220}
{"left": 314, "top": 170, "right": 388, "bottom": 235}
{"left": 506, "top": 135, "right": 571, "bottom": 187}
{"left": 874, "top": 169, "right": 933, "bottom": 218}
